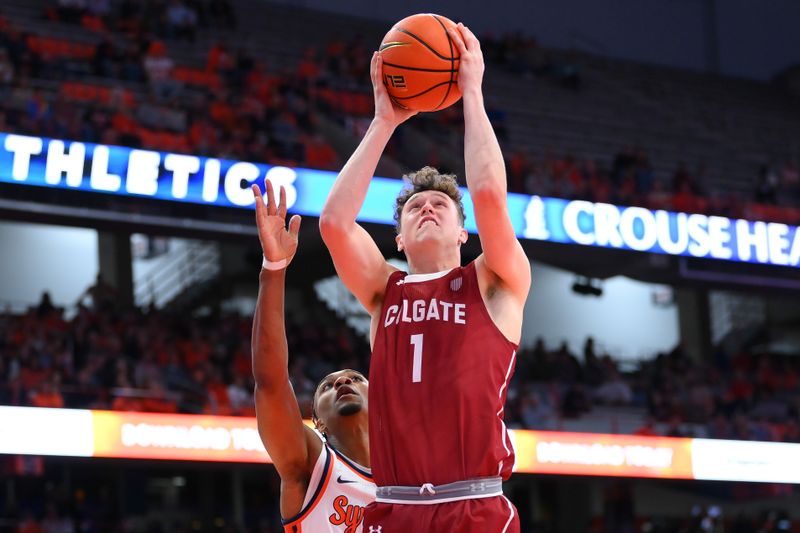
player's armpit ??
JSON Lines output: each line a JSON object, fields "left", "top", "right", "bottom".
{"left": 471, "top": 187, "right": 531, "bottom": 302}
{"left": 319, "top": 220, "right": 397, "bottom": 314}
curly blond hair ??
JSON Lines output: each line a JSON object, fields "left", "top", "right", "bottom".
{"left": 394, "top": 167, "right": 466, "bottom": 232}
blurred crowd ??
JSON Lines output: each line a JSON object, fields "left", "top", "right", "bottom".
{"left": 0, "top": 2, "right": 797, "bottom": 224}
{"left": 0, "top": 281, "right": 371, "bottom": 420}
{"left": 2, "top": 283, "right": 798, "bottom": 446}
{"left": 505, "top": 146, "right": 800, "bottom": 224}
{"left": 506, "top": 337, "right": 800, "bottom": 443}
{"left": 1, "top": 3, "right": 799, "bottom": 533}
{"left": 0, "top": 2, "right": 342, "bottom": 170}
{"left": 483, "top": 32, "right": 582, "bottom": 90}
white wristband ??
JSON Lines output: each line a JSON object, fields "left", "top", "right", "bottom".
{"left": 262, "top": 255, "right": 290, "bottom": 271}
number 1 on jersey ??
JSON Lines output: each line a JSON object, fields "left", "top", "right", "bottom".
{"left": 410, "top": 334, "right": 423, "bottom": 383}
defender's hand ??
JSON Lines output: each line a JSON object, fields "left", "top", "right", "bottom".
{"left": 252, "top": 179, "right": 301, "bottom": 263}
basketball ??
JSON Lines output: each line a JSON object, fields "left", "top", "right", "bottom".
{"left": 379, "top": 13, "right": 461, "bottom": 112}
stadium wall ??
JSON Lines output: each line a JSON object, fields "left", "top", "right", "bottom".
{"left": 270, "top": 0, "right": 800, "bottom": 80}
{"left": 0, "top": 221, "right": 97, "bottom": 309}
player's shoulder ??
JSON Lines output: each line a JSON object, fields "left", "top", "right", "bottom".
{"left": 328, "top": 445, "right": 374, "bottom": 484}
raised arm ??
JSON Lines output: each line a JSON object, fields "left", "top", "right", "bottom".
{"left": 449, "top": 24, "right": 531, "bottom": 299}
{"left": 250, "top": 180, "right": 319, "bottom": 485}
{"left": 319, "top": 52, "right": 415, "bottom": 314}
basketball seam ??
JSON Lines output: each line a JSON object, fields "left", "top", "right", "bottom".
{"left": 431, "top": 14, "right": 455, "bottom": 110}
{"left": 381, "top": 61, "right": 458, "bottom": 73}
{"left": 394, "top": 27, "right": 452, "bottom": 61}
{"left": 390, "top": 81, "right": 452, "bottom": 100}
{"left": 389, "top": 95, "right": 408, "bottom": 109}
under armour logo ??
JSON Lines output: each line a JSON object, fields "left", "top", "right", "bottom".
{"left": 369, "top": 526, "right": 382, "bottom": 532}
{"left": 419, "top": 483, "right": 436, "bottom": 496}
{"left": 396, "top": 279, "right": 405, "bottom": 286}
{"left": 470, "top": 482, "right": 486, "bottom": 491}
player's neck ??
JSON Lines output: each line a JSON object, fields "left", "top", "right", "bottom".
{"left": 406, "top": 248, "right": 461, "bottom": 275}
{"left": 327, "top": 412, "right": 370, "bottom": 468}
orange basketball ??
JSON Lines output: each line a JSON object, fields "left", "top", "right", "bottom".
{"left": 379, "top": 13, "right": 461, "bottom": 112}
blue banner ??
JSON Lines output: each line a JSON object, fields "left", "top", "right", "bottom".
{"left": 1, "top": 132, "right": 798, "bottom": 268}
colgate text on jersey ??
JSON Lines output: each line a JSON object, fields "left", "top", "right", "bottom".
{"left": 383, "top": 298, "right": 467, "bottom": 327}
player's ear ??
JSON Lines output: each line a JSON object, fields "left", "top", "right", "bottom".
{"left": 395, "top": 233, "right": 404, "bottom": 252}
{"left": 313, "top": 416, "right": 327, "bottom": 436}
{"left": 457, "top": 227, "right": 468, "bottom": 246}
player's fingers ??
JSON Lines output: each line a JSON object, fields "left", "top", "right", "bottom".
{"left": 288, "top": 215, "right": 302, "bottom": 238}
{"left": 370, "top": 52, "right": 380, "bottom": 87}
{"left": 278, "top": 185, "right": 287, "bottom": 218}
{"left": 252, "top": 184, "right": 265, "bottom": 219}
{"left": 264, "top": 178, "right": 276, "bottom": 215}
{"left": 448, "top": 27, "right": 467, "bottom": 54}
{"left": 460, "top": 23, "right": 480, "bottom": 49}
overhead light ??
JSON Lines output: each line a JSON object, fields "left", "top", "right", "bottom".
{"left": 571, "top": 276, "right": 603, "bottom": 297}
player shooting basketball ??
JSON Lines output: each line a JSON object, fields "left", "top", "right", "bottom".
{"left": 319, "top": 23, "right": 529, "bottom": 533}
{"left": 251, "top": 180, "right": 375, "bottom": 533}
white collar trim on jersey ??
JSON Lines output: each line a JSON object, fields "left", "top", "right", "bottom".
{"left": 403, "top": 268, "right": 456, "bottom": 283}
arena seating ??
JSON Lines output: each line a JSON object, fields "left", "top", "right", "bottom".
{"left": 0, "top": 0, "right": 798, "bottom": 442}
{"left": 0, "top": 0, "right": 797, "bottom": 220}
{"left": 2, "top": 284, "right": 798, "bottom": 445}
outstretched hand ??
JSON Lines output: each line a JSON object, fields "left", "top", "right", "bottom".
{"left": 252, "top": 179, "right": 301, "bottom": 264}
{"left": 371, "top": 51, "right": 417, "bottom": 127}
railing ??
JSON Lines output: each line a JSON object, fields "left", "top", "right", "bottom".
{"left": 134, "top": 240, "right": 221, "bottom": 309}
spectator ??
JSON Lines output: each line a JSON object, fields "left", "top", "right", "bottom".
{"left": 519, "top": 387, "right": 556, "bottom": 429}
{"left": 140, "top": 380, "right": 178, "bottom": 413}
{"left": 755, "top": 164, "right": 779, "bottom": 204}
{"left": 296, "top": 47, "right": 321, "bottom": 81}
{"left": 594, "top": 370, "right": 633, "bottom": 405}
{"left": 166, "top": 0, "right": 198, "bottom": 41}
{"left": 304, "top": 133, "right": 338, "bottom": 170}
{"left": 41, "top": 502, "right": 74, "bottom": 533}
{"left": 29, "top": 378, "right": 64, "bottom": 408}
{"left": 142, "top": 41, "right": 177, "bottom": 101}
{"left": 671, "top": 161, "right": 693, "bottom": 193}
{"left": 86, "top": 0, "right": 111, "bottom": 18}
{"left": 36, "top": 291, "right": 56, "bottom": 317}
{"left": 17, "top": 511, "right": 44, "bottom": 533}
{"left": 612, "top": 146, "right": 636, "bottom": 185}
{"left": 647, "top": 179, "right": 672, "bottom": 210}
{"left": 76, "top": 273, "right": 116, "bottom": 312}
{"left": 562, "top": 383, "right": 591, "bottom": 418}
{"left": 227, "top": 375, "right": 252, "bottom": 415}
{"left": 0, "top": 48, "right": 14, "bottom": 85}
{"left": 665, "top": 414, "right": 690, "bottom": 438}
{"left": 633, "top": 148, "right": 654, "bottom": 195}
{"left": 634, "top": 417, "right": 658, "bottom": 437}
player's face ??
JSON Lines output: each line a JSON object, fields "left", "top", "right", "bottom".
{"left": 397, "top": 190, "right": 466, "bottom": 252}
{"left": 313, "top": 369, "right": 368, "bottom": 425}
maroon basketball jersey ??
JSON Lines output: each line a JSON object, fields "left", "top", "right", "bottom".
{"left": 369, "top": 261, "right": 518, "bottom": 487}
